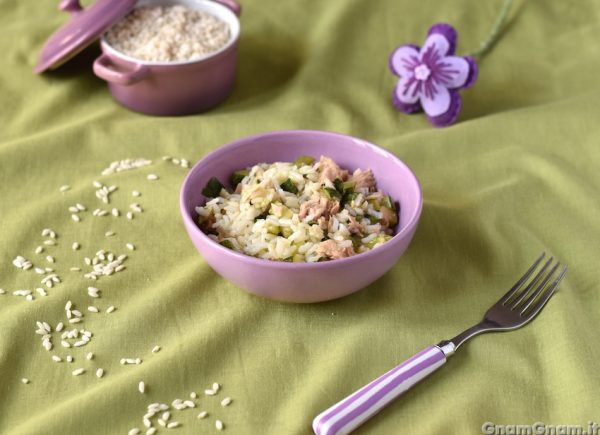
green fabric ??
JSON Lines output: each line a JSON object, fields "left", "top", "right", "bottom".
{"left": 1, "top": 0, "right": 599, "bottom": 434}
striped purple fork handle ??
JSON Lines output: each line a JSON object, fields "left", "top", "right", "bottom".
{"left": 312, "top": 254, "right": 567, "bottom": 435}
{"left": 312, "top": 346, "right": 447, "bottom": 435}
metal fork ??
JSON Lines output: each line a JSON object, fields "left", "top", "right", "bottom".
{"left": 313, "top": 253, "right": 568, "bottom": 435}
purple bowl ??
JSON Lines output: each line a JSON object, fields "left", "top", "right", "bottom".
{"left": 180, "top": 130, "right": 423, "bottom": 303}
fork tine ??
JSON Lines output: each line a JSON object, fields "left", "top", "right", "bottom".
{"left": 521, "top": 266, "right": 568, "bottom": 317}
{"left": 516, "top": 261, "right": 560, "bottom": 313}
{"left": 500, "top": 252, "right": 546, "bottom": 305}
{"left": 508, "top": 256, "right": 554, "bottom": 309}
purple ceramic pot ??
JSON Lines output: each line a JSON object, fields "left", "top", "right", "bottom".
{"left": 180, "top": 130, "right": 423, "bottom": 303}
{"left": 93, "top": 0, "right": 241, "bottom": 116}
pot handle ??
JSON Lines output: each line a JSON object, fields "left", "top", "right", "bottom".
{"left": 214, "top": 0, "right": 241, "bottom": 16}
{"left": 93, "top": 54, "right": 150, "bottom": 86}
{"left": 59, "top": 0, "right": 83, "bottom": 14}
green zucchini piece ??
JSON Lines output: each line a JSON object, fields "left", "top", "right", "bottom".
{"left": 280, "top": 179, "right": 298, "bottom": 194}
{"left": 202, "top": 177, "right": 224, "bottom": 198}
{"left": 219, "top": 240, "right": 235, "bottom": 250}
{"left": 293, "top": 156, "right": 315, "bottom": 166}
{"left": 333, "top": 178, "right": 345, "bottom": 193}
{"left": 323, "top": 187, "right": 341, "bottom": 199}
{"left": 230, "top": 169, "right": 249, "bottom": 187}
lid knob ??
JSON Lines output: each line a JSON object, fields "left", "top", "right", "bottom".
{"left": 58, "top": 0, "right": 83, "bottom": 14}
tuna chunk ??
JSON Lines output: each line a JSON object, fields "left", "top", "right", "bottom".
{"left": 318, "top": 216, "right": 329, "bottom": 231}
{"left": 347, "top": 215, "right": 365, "bottom": 235}
{"left": 350, "top": 168, "right": 376, "bottom": 191}
{"left": 318, "top": 156, "right": 349, "bottom": 184}
{"left": 199, "top": 212, "right": 216, "bottom": 234}
{"left": 380, "top": 206, "right": 398, "bottom": 228}
{"left": 316, "top": 240, "right": 355, "bottom": 260}
{"left": 299, "top": 195, "right": 340, "bottom": 221}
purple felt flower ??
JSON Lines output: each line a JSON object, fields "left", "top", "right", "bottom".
{"left": 389, "top": 23, "right": 478, "bottom": 127}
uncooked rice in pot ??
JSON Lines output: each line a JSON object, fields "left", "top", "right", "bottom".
{"left": 105, "top": 5, "right": 231, "bottom": 62}
{"left": 195, "top": 156, "right": 399, "bottom": 262}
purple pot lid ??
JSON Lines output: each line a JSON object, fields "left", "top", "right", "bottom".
{"left": 35, "top": 0, "right": 136, "bottom": 73}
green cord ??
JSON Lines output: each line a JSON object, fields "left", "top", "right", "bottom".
{"left": 468, "top": 0, "right": 514, "bottom": 58}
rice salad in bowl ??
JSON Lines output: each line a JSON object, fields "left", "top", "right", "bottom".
{"left": 195, "top": 156, "right": 398, "bottom": 262}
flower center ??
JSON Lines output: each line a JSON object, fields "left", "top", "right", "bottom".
{"left": 414, "top": 64, "right": 431, "bottom": 81}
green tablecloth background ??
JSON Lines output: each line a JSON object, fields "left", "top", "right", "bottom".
{"left": 1, "top": 0, "right": 599, "bottom": 434}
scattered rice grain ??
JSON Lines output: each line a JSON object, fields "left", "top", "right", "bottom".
{"left": 101, "top": 158, "right": 152, "bottom": 176}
